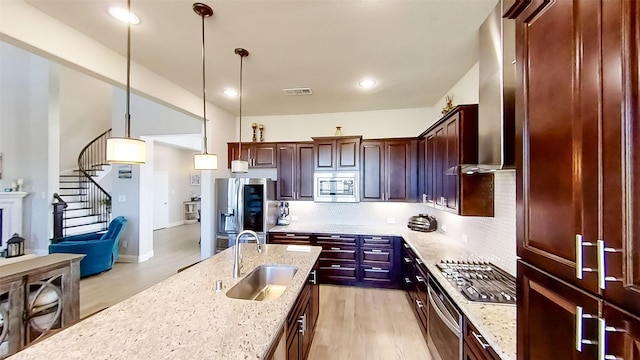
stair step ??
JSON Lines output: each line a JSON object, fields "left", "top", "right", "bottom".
{"left": 64, "top": 221, "right": 108, "bottom": 229}
{"left": 59, "top": 187, "right": 88, "bottom": 190}
{"left": 64, "top": 222, "right": 108, "bottom": 236}
{"left": 59, "top": 179, "right": 91, "bottom": 183}
{"left": 64, "top": 214, "right": 100, "bottom": 220}
{"left": 59, "top": 174, "right": 89, "bottom": 179}
{"left": 63, "top": 206, "right": 93, "bottom": 211}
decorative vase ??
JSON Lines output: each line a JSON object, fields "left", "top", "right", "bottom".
{"left": 259, "top": 124, "right": 264, "bottom": 142}
{"left": 335, "top": 126, "right": 343, "bottom": 136}
{"left": 251, "top": 123, "right": 257, "bottom": 142}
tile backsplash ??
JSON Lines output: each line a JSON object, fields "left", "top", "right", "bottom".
{"left": 286, "top": 171, "right": 517, "bottom": 276}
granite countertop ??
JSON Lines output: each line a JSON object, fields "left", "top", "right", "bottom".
{"left": 8, "top": 244, "right": 321, "bottom": 360}
{"left": 270, "top": 224, "right": 516, "bottom": 360}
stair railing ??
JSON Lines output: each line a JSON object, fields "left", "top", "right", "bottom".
{"left": 51, "top": 193, "right": 68, "bottom": 243}
{"left": 77, "top": 129, "right": 113, "bottom": 231}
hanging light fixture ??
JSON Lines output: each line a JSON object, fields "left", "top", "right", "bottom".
{"left": 231, "top": 48, "right": 250, "bottom": 173}
{"left": 106, "top": 0, "right": 146, "bottom": 164}
{"left": 192, "top": 3, "right": 218, "bottom": 170}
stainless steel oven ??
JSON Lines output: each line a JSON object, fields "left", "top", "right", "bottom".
{"left": 427, "top": 274, "right": 462, "bottom": 360}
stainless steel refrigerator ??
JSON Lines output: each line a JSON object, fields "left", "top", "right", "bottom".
{"left": 215, "top": 178, "right": 277, "bottom": 253}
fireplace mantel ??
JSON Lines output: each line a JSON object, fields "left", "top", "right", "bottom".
{"left": 0, "top": 192, "right": 28, "bottom": 248}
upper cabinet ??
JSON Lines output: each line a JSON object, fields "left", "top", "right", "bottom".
{"left": 421, "top": 105, "right": 494, "bottom": 216}
{"left": 276, "top": 142, "right": 314, "bottom": 201}
{"left": 312, "top": 136, "right": 361, "bottom": 171}
{"left": 227, "top": 142, "right": 277, "bottom": 168}
{"left": 513, "top": 0, "right": 640, "bottom": 312}
{"left": 361, "top": 139, "right": 418, "bottom": 202}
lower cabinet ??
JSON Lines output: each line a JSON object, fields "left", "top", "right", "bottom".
{"left": 402, "top": 240, "right": 428, "bottom": 340}
{"left": 286, "top": 261, "right": 319, "bottom": 360}
{"left": 268, "top": 233, "right": 401, "bottom": 289}
{"left": 463, "top": 318, "right": 500, "bottom": 360}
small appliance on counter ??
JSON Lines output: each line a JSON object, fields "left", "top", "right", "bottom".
{"left": 407, "top": 214, "right": 437, "bottom": 232}
{"left": 277, "top": 201, "right": 290, "bottom": 226}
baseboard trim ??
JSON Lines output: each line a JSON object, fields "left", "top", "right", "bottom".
{"left": 167, "top": 221, "right": 185, "bottom": 228}
{"left": 117, "top": 250, "right": 155, "bottom": 264}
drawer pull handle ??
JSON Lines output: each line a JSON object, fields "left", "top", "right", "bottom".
{"left": 416, "top": 275, "right": 424, "bottom": 282}
{"left": 331, "top": 235, "right": 341, "bottom": 238}
{"left": 331, "top": 247, "right": 341, "bottom": 250}
{"left": 415, "top": 258, "right": 423, "bottom": 265}
{"left": 404, "top": 257, "right": 412, "bottom": 263}
{"left": 403, "top": 243, "right": 410, "bottom": 249}
{"left": 372, "top": 267, "right": 382, "bottom": 270}
{"left": 472, "top": 331, "right": 491, "bottom": 350}
{"left": 331, "top": 264, "right": 341, "bottom": 268}
{"left": 404, "top": 277, "right": 412, "bottom": 284}
{"left": 371, "top": 249, "right": 383, "bottom": 253}
{"left": 415, "top": 299, "right": 424, "bottom": 308}
{"left": 370, "top": 237, "right": 382, "bottom": 240}
{"left": 286, "top": 234, "right": 296, "bottom": 237}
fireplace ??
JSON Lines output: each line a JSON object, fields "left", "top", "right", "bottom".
{"left": 0, "top": 192, "right": 28, "bottom": 252}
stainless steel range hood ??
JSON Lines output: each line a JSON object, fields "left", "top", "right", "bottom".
{"left": 460, "top": 0, "right": 516, "bottom": 174}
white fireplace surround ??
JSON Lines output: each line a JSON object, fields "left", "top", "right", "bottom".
{"left": 0, "top": 192, "right": 28, "bottom": 250}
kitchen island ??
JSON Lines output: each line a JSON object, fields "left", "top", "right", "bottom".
{"left": 270, "top": 224, "right": 516, "bottom": 360}
{"left": 7, "top": 244, "right": 321, "bottom": 360}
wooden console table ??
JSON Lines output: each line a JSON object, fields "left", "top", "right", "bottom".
{"left": 0, "top": 254, "right": 83, "bottom": 359}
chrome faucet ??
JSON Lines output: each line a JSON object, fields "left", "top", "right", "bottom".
{"left": 233, "top": 230, "right": 262, "bottom": 278}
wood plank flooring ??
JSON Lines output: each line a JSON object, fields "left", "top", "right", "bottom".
{"left": 79, "top": 223, "right": 201, "bottom": 318}
{"left": 308, "top": 285, "right": 432, "bottom": 360}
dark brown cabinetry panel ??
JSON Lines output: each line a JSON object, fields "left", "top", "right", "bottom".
{"left": 361, "top": 139, "right": 417, "bottom": 202}
{"left": 464, "top": 318, "right": 500, "bottom": 360}
{"left": 286, "top": 261, "right": 318, "bottom": 360}
{"left": 227, "top": 142, "right": 277, "bottom": 168}
{"left": 603, "top": 303, "right": 640, "bottom": 359}
{"left": 276, "top": 143, "right": 314, "bottom": 201}
{"left": 517, "top": 261, "right": 600, "bottom": 360}
{"left": 401, "top": 240, "right": 428, "bottom": 341}
{"left": 269, "top": 233, "right": 312, "bottom": 245}
{"left": 514, "top": 0, "right": 640, "bottom": 312}
{"left": 312, "top": 136, "right": 361, "bottom": 171}
{"left": 421, "top": 105, "right": 493, "bottom": 216}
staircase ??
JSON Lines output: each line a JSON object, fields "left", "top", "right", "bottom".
{"left": 55, "top": 129, "right": 113, "bottom": 237}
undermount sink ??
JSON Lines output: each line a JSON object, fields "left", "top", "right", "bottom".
{"left": 226, "top": 265, "right": 298, "bottom": 301}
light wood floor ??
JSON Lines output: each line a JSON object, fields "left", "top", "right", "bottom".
{"left": 79, "top": 223, "right": 201, "bottom": 318}
{"left": 308, "top": 285, "right": 432, "bottom": 360}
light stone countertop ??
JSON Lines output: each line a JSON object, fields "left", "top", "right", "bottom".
{"left": 270, "top": 224, "right": 517, "bottom": 360}
{"left": 8, "top": 244, "right": 322, "bottom": 360}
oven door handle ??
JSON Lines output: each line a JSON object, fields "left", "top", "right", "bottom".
{"left": 428, "top": 287, "right": 461, "bottom": 337}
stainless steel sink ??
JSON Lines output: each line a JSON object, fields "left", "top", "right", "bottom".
{"left": 226, "top": 265, "right": 298, "bottom": 301}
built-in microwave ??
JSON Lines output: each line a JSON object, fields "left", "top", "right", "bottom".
{"left": 314, "top": 172, "right": 359, "bottom": 203}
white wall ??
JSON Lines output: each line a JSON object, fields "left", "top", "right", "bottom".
{"left": 0, "top": 41, "right": 60, "bottom": 253}
{"left": 153, "top": 142, "right": 200, "bottom": 226}
{"left": 432, "top": 62, "right": 480, "bottom": 116}
{"left": 59, "top": 65, "right": 112, "bottom": 171}
{"left": 240, "top": 107, "right": 435, "bottom": 142}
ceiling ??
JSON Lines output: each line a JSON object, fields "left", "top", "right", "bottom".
{"left": 25, "top": 0, "right": 497, "bottom": 116}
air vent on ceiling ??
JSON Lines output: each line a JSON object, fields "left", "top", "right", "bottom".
{"left": 283, "top": 87, "right": 313, "bottom": 96}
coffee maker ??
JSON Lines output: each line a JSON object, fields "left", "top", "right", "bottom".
{"left": 277, "top": 201, "right": 290, "bottom": 226}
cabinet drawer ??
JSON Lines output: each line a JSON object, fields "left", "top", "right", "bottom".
{"left": 316, "top": 234, "right": 358, "bottom": 246}
{"left": 361, "top": 266, "right": 393, "bottom": 283}
{"left": 269, "top": 233, "right": 312, "bottom": 245}
{"left": 319, "top": 246, "right": 357, "bottom": 261}
{"left": 318, "top": 261, "right": 358, "bottom": 281}
{"left": 464, "top": 318, "right": 500, "bottom": 360}
{"left": 361, "top": 248, "right": 393, "bottom": 264}
{"left": 361, "top": 236, "right": 393, "bottom": 248}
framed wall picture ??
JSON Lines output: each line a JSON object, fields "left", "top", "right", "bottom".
{"left": 190, "top": 174, "right": 201, "bottom": 186}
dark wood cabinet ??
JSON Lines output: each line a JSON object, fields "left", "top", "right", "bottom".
{"left": 464, "top": 318, "right": 500, "bottom": 360}
{"left": 603, "top": 303, "right": 640, "bottom": 360}
{"left": 227, "top": 142, "right": 277, "bottom": 168}
{"left": 513, "top": 0, "right": 640, "bottom": 313}
{"left": 361, "top": 139, "right": 417, "bottom": 202}
{"left": 420, "top": 105, "right": 494, "bottom": 216}
{"left": 312, "top": 136, "right": 361, "bottom": 171}
{"left": 402, "top": 240, "right": 428, "bottom": 341}
{"left": 269, "top": 233, "right": 313, "bottom": 245}
{"left": 276, "top": 143, "right": 314, "bottom": 201}
{"left": 285, "top": 260, "right": 318, "bottom": 360}
{"left": 517, "top": 261, "right": 600, "bottom": 360}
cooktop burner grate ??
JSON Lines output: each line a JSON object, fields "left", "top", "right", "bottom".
{"left": 436, "top": 260, "right": 516, "bottom": 305}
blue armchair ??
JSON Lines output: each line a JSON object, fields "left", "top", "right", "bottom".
{"left": 49, "top": 216, "right": 128, "bottom": 278}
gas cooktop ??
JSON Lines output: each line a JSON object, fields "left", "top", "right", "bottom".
{"left": 436, "top": 260, "right": 516, "bottom": 305}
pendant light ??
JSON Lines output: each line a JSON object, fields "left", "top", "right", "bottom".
{"left": 231, "top": 48, "right": 250, "bottom": 173}
{"left": 106, "top": 0, "right": 146, "bottom": 164}
{"left": 192, "top": 3, "right": 218, "bottom": 170}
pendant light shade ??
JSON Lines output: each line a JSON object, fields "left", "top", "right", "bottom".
{"left": 106, "top": 0, "right": 146, "bottom": 164}
{"left": 193, "top": 2, "right": 218, "bottom": 170}
{"left": 231, "top": 47, "right": 250, "bottom": 173}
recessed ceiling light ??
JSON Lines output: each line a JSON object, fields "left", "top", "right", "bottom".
{"left": 359, "top": 79, "right": 376, "bottom": 88}
{"left": 223, "top": 89, "right": 238, "bottom": 97}
{"left": 109, "top": 7, "right": 140, "bottom": 25}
